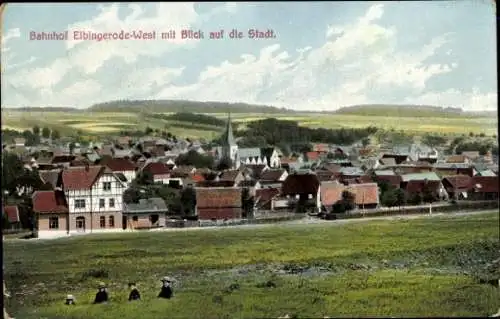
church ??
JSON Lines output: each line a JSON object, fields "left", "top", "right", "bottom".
{"left": 214, "top": 114, "right": 281, "bottom": 169}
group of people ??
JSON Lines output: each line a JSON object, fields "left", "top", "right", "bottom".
{"left": 65, "top": 276, "right": 174, "bottom": 305}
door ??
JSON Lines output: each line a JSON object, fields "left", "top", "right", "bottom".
{"left": 75, "top": 216, "right": 86, "bottom": 232}
{"left": 122, "top": 216, "right": 127, "bottom": 230}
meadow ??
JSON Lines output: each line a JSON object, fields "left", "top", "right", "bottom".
{"left": 3, "top": 212, "right": 499, "bottom": 318}
{"left": 1, "top": 110, "right": 497, "bottom": 139}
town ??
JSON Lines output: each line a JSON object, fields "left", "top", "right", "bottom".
{"left": 2, "top": 113, "right": 498, "bottom": 239}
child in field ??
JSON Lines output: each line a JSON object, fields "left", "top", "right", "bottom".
{"left": 128, "top": 282, "right": 141, "bottom": 301}
{"left": 93, "top": 282, "right": 109, "bottom": 304}
{"left": 158, "top": 276, "right": 173, "bottom": 299}
{"left": 65, "top": 294, "right": 76, "bottom": 305}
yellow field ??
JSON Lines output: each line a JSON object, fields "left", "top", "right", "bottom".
{"left": 1, "top": 110, "right": 497, "bottom": 138}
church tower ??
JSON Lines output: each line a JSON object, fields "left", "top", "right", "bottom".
{"left": 220, "top": 112, "right": 239, "bottom": 168}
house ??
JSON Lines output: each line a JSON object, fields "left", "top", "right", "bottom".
{"left": 433, "top": 163, "right": 475, "bottom": 177}
{"left": 219, "top": 170, "right": 245, "bottom": 186}
{"left": 468, "top": 176, "right": 499, "bottom": 200}
{"left": 445, "top": 155, "right": 470, "bottom": 164}
{"left": 237, "top": 180, "right": 261, "bottom": 197}
{"left": 3, "top": 205, "right": 21, "bottom": 230}
{"left": 242, "top": 164, "right": 269, "bottom": 179}
{"left": 195, "top": 187, "right": 242, "bottom": 221}
{"left": 396, "top": 161, "right": 434, "bottom": 174}
{"left": 373, "top": 172, "right": 403, "bottom": 189}
{"left": 441, "top": 175, "right": 473, "bottom": 200}
{"left": 401, "top": 172, "right": 448, "bottom": 200}
{"left": 255, "top": 188, "right": 281, "bottom": 210}
{"left": 32, "top": 190, "right": 69, "bottom": 238}
{"left": 142, "top": 162, "right": 171, "bottom": 184}
{"left": 320, "top": 181, "right": 379, "bottom": 210}
{"left": 312, "top": 143, "right": 330, "bottom": 153}
{"left": 314, "top": 170, "right": 337, "bottom": 182}
{"left": 103, "top": 158, "right": 137, "bottom": 184}
{"left": 306, "top": 151, "right": 322, "bottom": 162}
{"left": 123, "top": 197, "right": 168, "bottom": 230}
{"left": 281, "top": 173, "right": 321, "bottom": 210}
{"left": 462, "top": 151, "right": 480, "bottom": 161}
{"left": 259, "top": 169, "right": 288, "bottom": 182}
{"left": 61, "top": 165, "right": 127, "bottom": 235}
{"left": 38, "top": 169, "right": 62, "bottom": 189}
{"left": 14, "top": 138, "right": 26, "bottom": 147}
{"left": 51, "top": 155, "right": 76, "bottom": 168}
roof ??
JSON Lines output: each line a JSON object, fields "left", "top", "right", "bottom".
{"left": 312, "top": 143, "right": 329, "bottom": 152}
{"left": 196, "top": 180, "right": 235, "bottom": 187}
{"left": 238, "top": 180, "right": 258, "bottom": 187}
{"left": 239, "top": 148, "right": 261, "bottom": 158}
{"left": 143, "top": 162, "right": 171, "bottom": 175}
{"left": 104, "top": 158, "right": 137, "bottom": 172}
{"left": 306, "top": 151, "right": 321, "bottom": 161}
{"left": 471, "top": 176, "right": 499, "bottom": 193}
{"left": 315, "top": 170, "right": 336, "bottom": 182}
{"left": 255, "top": 188, "right": 280, "bottom": 207}
{"left": 375, "top": 175, "right": 403, "bottom": 188}
{"left": 374, "top": 169, "right": 395, "bottom": 176}
{"left": 401, "top": 172, "right": 440, "bottom": 182}
{"left": 282, "top": 174, "right": 320, "bottom": 195}
{"left": 3, "top": 205, "right": 20, "bottom": 223}
{"left": 446, "top": 155, "right": 467, "bottom": 163}
{"left": 190, "top": 173, "right": 205, "bottom": 182}
{"left": 123, "top": 197, "right": 168, "bottom": 213}
{"left": 260, "top": 169, "right": 286, "bottom": 181}
{"left": 339, "top": 167, "right": 364, "bottom": 176}
{"left": 348, "top": 183, "right": 380, "bottom": 205}
{"left": 32, "top": 190, "right": 69, "bottom": 213}
{"left": 196, "top": 187, "right": 242, "bottom": 208}
{"left": 62, "top": 166, "right": 105, "bottom": 190}
{"left": 219, "top": 170, "right": 242, "bottom": 182}
{"left": 244, "top": 164, "right": 268, "bottom": 178}
{"left": 51, "top": 155, "right": 76, "bottom": 164}
{"left": 380, "top": 158, "right": 396, "bottom": 166}
{"left": 462, "top": 151, "right": 480, "bottom": 159}
{"left": 477, "top": 169, "right": 497, "bottom": 177}
{"left": 442, "top": 175, "right": 472, "bottom": 190}
{"left": 39, "top": 169, "right": 61, "bottom": 188}
{"left": 260, "top": 147, "right": 275, "bottom": 160}
{"left": 320, "top": 181, "right": 344, "bottom": 206}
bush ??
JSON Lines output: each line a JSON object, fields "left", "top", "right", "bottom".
{"left": 81, "top": 268, "right": 109, "bottom": 281}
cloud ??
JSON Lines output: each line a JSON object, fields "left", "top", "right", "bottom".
{"left": 2, "top": 28, "right": 20, "bottom": 45}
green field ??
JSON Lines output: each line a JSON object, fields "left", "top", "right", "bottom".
{"left": 3, "top": 212, "right": 500, "bottom": 318}
{"left": 1, "top": 110, "right": 497, "bottom": 138}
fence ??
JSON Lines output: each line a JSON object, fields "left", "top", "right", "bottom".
{"left": 334, "top": 200, "right": 499, "bottom": 220}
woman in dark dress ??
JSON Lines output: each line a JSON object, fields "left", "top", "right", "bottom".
{"left": 93, "top": 282, "right": 109, "bottom": 304}
{"left": 128, "top": 282, "right": 141, "bottom": 301}
{"left": 158, "top": 277, "right": 173, "bottom": 299}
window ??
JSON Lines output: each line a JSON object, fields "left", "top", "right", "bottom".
{"left": 74, "top": 199, "right": 86, "bottom": 209}
{"left": 100, "top": 216, "right": 106, "bottom": 228}
{"left": 99, "top": 199, "right": 105, "bottom": 208}
{"left": 103, "top": 182, "right": 112, "bottom": 191}
{"left": 109, "top": 198, "right": 115, "bottom": 208}
{"left": 49, "top": 217, "right": 59, "bottom": 229}
{"left": 109, "top": 216, "right": 115, "bottom": 227}
{"left": 132, "top": 216, "right": 138, "bottom": 221}
{"left": 76, "top": 216, "right": 85, "bottom": 230}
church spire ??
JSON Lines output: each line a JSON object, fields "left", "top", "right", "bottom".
{"left": 223, "top": 112, "right": 236, "bottom": 146}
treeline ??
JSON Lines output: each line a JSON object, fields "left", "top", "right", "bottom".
{"left": 88, "top": 100, "right": 292, "bottom": 114}
{"left": 165, "top": 112, "right": 225, "bottom": 127}
{"left": 233, "top": 118, "right": 377, "bottom": 147}
{"left": 2, "top": 126, "right": 60, "bottom": 146}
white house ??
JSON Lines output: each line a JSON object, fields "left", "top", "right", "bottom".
{"left": 61, "top": 165, "right": 127, "bottom": 235}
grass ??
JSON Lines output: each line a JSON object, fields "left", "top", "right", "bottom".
{"left": 3, "top": 212, "right": 499, "bottom": 318}
{"left": 2, "top": 110, "right": 497, "bottom": 138}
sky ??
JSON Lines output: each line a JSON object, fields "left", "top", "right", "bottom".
{"left": 1, "top": 1, "right": 497, "bottom": 111}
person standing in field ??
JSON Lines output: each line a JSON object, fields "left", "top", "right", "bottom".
{"left": 93, "top": 282, "right": 109, "bottom": 304}
{"left": 128, "top": 282, "right": 141, "bottom": 301}
{"left": 158, "top": 276, "right": 173, "bottom": 299}
{"left": 65, "top": 294, "right": 76, "bottom": 305}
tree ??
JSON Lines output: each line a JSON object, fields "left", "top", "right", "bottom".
{"left": 381, "top": 188, "right": 398, "bottom": 207}
{"left": 408, "top": 192, "right": 423, "bottom": 205}
{"left": 51, "top": 129, "right": 60, "bottom": 140}
{"left": 421, "top": 134, "right": 447, "bottom": 148}
{"left": 341, "top": 190, "right": 356, "bottom": 211}
{"left": 361, "top": 137, "right": 370, "bottom": 147}
{"left": 32, "top": 125, "right": 40, "bottom": 136}
{"left": 41, "top": 127, "right": 51, "bottom": 138}
{"left": 180, "top": 186, "right": 196, "bottom": 216}
{"left": 216, "top": 157, "right": 233, "bottom": 171}
{"left": 422, "top": 182, "right": 437, "bottom": 203}
{"left": 69, "top": 142, "right": 76, "bottom": 155}
{"left": 395, "top": 188, "right": 406, "bottom": 209}
{"left": 241, "top": 188, "right": 254, "bottom": 218}
{"left": 331, "top": 201, "right": 346, "bottom": 214}
{"left": 22, "top": 130, "right": 39, "bottom": 146}
{"left": 175, "top": 150, "right": 214, "bottom": 168}
{"left": 156, "top": 185, "right": 182, "bottom": 214}
{"left": 123, "top": 188, "right": 142, "bottom": 204}
{"left": 136, "top": 170, "right": 154, "bottom": 185}
{"left": 144, "top": 127, "right": 154, "bottom": 135}
{"left": 2, "top": 152, "right": 26, "bottom": 195}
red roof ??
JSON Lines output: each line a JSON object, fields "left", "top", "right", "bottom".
{"left": 320, "top": 182, "right": 344, "bottom": 206}
{"left": 442, "top": 175, "right": 472, "bottom": 191}
{"left": 3, "top": 205, "right": 20, "bottom": 223}
{"left": 349, "top": 183, "right": 379, "bottom": 205}
{"left": 259, "top": 169, "right": 286, "bottom": 181}
{"left": 190, "top": 173, "right": 205, "bottom": 182}
{"left": 32, "top": 191, "right": 68, "bottom": 213}
{"left": 196, "top": 187, "right": 242, "bottom": 208}
{"left": 143, "top": 162, "right": 171, "bottom": 175}
{"left": 104, "top": 158, "right": 137, "bottom": 172}
{"left": 62, "top": 166, "right": 104, "bottom": 190}
{"left": 255, "top": 187, "right": 280, "bottom": 209}
{"left": 312, "top": 143, "right": 329, "bottom": 152}
{"left": 306, "top": 151, "right": 321, "bottom": 161}
{"left": 282, "top": 174, "right": 320, "bottom": 195}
